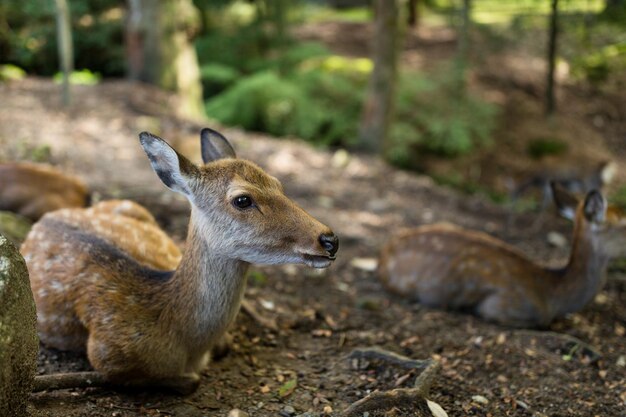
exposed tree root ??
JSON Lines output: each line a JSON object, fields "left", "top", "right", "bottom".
{"left": 240, "top": 299, "right": 279, "bottom": 331}
{"left": 343, "top": 347, "right": 441, "bottom": 417}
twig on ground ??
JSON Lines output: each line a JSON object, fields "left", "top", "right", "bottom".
{"left": 33, "top": 371, "right": 107, "bottom": 392}
{"left": 342, "top": 347, "right": 441, "bottom": 417}
{"left": 240, "top": 299, "right": 279, "bottom": 331}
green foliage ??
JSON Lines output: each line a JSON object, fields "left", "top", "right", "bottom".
{"left": 0, "top": 0, "right": 124, "bottom": 76}
{"left": 572, "top": 42, "right": 626, "bottom": 85}
{"left": 205, "top": 67, "right": 365, "bottom": 147}
{"left": 0, "top": 64, "right": 26, "bottom": 81}
{"left": 388, "top": 68, "right": 498, "bottom": 163}
{"left": 200, "top": 63, "right": 241, "bottom": 96}
{"left": 527, "top": 137, "right": 568, "bottom": 159}
{"left": 53, "top": 69, "right": 101, "bottom": 85}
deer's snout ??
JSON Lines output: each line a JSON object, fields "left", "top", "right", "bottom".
{"left": 319, "top": 232, "right": 339, "bottom": 258}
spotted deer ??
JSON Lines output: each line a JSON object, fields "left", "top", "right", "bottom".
{"left": 0, "top": 162, "right": 90, "bottom": 220}
{"left": 378, "top": 184, "right": 626, "bottom": 327}
{"left": 22, "top": 128, "right": 338, "bottom": 393}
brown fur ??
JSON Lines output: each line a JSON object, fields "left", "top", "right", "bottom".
{"left": 21, "top": 130, "right": 337, "bottom": 393}
{"left": 0, "top": 162, "right": 89, "bottom": 220}
{"left": 378, "top": 189, "right": 626, "bottom": 327}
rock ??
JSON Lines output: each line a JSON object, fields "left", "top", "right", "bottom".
{"left": 547, "top": 231, "right": 567, "bottom": 248}
{"left": 0, "top": 234, "right": 38, "bottom": 416}
{"left": 471, "top": 395, "right": 489, "bottom": 405}
{"left": 282, "top": 405, "right": 296, "bottom": 415}
{"left": 227, "top": 409, "right": 249, "bottom": 417}
{"left": 0, "top": 211, "right": 33, "bottom": 246}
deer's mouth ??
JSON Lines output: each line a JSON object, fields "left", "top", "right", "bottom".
{"left": 301, "top": 253, "right": 335, "bottom": 269}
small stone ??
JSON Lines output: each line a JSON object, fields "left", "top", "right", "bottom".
{"left": 282, "top": 405, "right": 296, "bottom": 415}
{"left": 616, "top": 355, "right": 626, "bottom": 367}
{"left": 350, "top": 257, "right": 378, "bottom": 272}
{"left": 547, "top": 231, "right": 567, "bottom": 248}
{"left": 471, "top": 395, "right": 489, "bottom": 405}
{"left": 227, "top": 409, "right": 249, "bottom": 417}
{"left": 322, "top": 405, "right": 333, "bottom": 414}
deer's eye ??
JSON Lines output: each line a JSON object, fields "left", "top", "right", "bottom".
{"left": 233, "top": 195, "right": 254, "bottom": 210}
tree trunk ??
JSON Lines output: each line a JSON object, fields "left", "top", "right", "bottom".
{"left": 54, "top": 0, "right": 73, "bottom": 106}
{"left": 125, "top": 0, "right": 204, "bottom": 119}
{"left": 407, "top": 0, "right": 419, "bottom": 28}
{"left": 455, "top": 0, "right": 471, "bottom": 95}
{"left": 358, "top": 0, "right": 401, "bottom": 154}
{"left": 546, "top": 0, "right": 559, "bottom": 116}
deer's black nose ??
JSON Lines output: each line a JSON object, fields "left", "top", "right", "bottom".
{"left": 319, "top": 233, "right": 339, "bottom": 258}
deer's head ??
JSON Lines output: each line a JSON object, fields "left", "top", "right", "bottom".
{"left": 553, "top": 182, "right": 626, "bottom": 259}
{"left": 139, "top": 128, "right": 338, "bottom": 268}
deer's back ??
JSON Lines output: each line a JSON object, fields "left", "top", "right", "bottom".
{"left": 21, "top": 202, "right": 176, "bottom": 351}
{"left": 0, "top": 162, "right": 89, "bottom": 220}
{"left": 378, "top": 223, "right": 551, "bottom": 311}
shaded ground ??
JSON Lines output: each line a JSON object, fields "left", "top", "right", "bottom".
{"left": 1, "top": 77, "right": 625, "bottom": 417}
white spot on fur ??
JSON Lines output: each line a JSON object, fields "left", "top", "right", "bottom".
{"left": 49, "top": 280, "right": 67, "bottom": 292}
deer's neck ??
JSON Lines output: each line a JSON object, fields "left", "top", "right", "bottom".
{"left": 163, "top": 207, "right": 250, "bottom": 350}
{"left": 550, "top": 224, "right": 608, "bottom": 316}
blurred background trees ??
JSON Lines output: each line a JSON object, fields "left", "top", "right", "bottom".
{"left": 1, "top": 0, "right": 624, "bottom": 199}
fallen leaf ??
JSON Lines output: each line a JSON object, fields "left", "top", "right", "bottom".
{"left": 427, "top": 399, "right": 448, "bottom": 417}
{"left": 278, "top": 378, "right": 298, "bottom": 398}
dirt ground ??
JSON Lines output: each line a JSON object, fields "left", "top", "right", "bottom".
{"left": 1, "top": 21, "right": 625, "bottom": 417}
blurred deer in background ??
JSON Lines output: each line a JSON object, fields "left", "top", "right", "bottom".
{"left": 510, "top": 160, "right": 616, "bottom": 209}
{"left": 22, "top": 128, "right": 338, "bottom": 393}
{"left": 0, "top": 162, "right": 90, "bottom": 220}
{"left": 378, "top": 183, "right": 625, "bottom": 327}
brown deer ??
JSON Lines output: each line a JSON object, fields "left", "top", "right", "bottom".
{"left": 378, "top": 184, "right": 625, "bottom": 327}
{"left": 22, "top": 128, "right": 338, "bottom": 393}
{"left": 0, "top": 162, "right": 90, "bottom": 220}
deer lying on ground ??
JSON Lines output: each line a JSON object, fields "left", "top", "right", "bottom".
{"left": 26, "top": 199, "right": 183, "bottom": 271}
{"left": 378, "top": 184, "right": 625, "bottom": 327}
{"left": 22, "top": 128, "right": 338, "bottom": 393}
{"left": 0, "top": 162, "right": 90, "bottom": 220}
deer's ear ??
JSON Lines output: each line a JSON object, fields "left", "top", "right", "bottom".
{"left": 583, "top": 190, "right": 606, "bottom": 223}
{"left": 139, "top": 132, "right": 199, "bottom": 197}
{"left": 551, "top": 181, "right": 579, "bottom": 221}
{"left": 200, "top": 128, "right": 236, "bottom": 163}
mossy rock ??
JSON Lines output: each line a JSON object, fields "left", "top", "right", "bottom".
{"left": 0, "top": 212, "right": 33, "bottom": 246}
{"left": 0, "top": 234, "right": 38, "bottom": 415}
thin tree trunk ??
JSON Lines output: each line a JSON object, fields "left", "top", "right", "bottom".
{"left": 407, "top": 0, "right": 419, "bottom": 27}
{"left": 358, "top": 0, "right": 401, "bottom": 154}
{"left": 546, "top": 0, "right": 559, "bottom": 116}
{"left": 55, "top": 0, "right": 73, "bottom": 106}
{"left": 455, "top": 0, "right": 471, "bottom": 95}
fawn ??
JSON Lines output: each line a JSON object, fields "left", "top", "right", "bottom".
{"left": 21, "top": 128, "right": 338, "bottom": 393}
{"left": 378, "top": 184, "right": 625, "bottom": 327}
{"left": 0, "top": 162, "right": 89, "bottom": 220}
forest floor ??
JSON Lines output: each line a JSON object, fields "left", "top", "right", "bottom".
{"left": 1, "top": 20, "right": 625, "bottom": 417}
